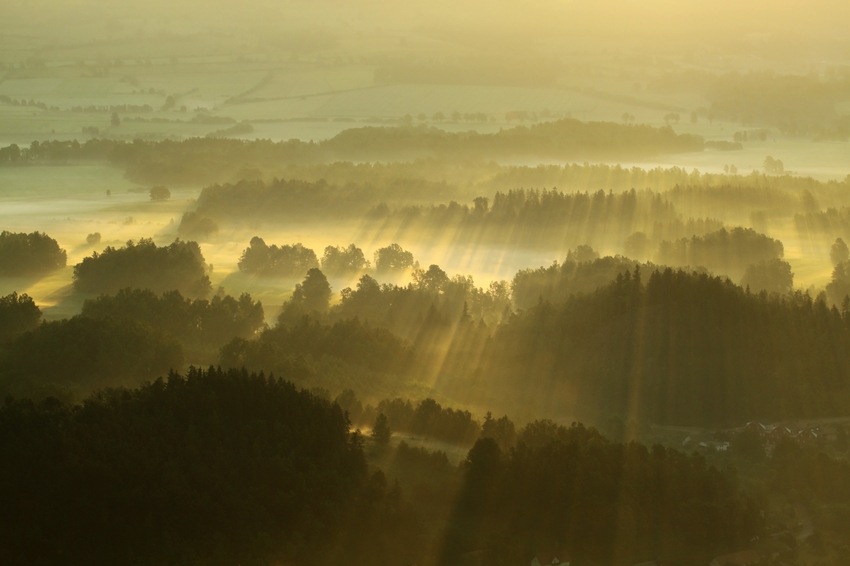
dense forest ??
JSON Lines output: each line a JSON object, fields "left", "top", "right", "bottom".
{"left": 443, "top": 427, "right": 761, "bottom": 566}
{"left": 205, "top": 260, "right": 850, "bottom": 428}
{"left": 0, "top": 367, "right": 422, "bottom": 566}
{"left": 0, "top": 315, "right": 183, "bottom": 402}
{"left": 470, "top": 268, "right": 850, "bottom": 427}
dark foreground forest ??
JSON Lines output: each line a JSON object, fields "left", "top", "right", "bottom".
{"left": 0, "top": 367, "right": 760, "bottom": 566}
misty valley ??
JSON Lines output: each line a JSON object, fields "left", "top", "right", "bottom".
{"left": 3, "top": 2, "right": 850, "bottom": 566}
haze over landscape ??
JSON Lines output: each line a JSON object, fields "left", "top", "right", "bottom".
{"left": 3, "top": 1, "right": 850, "bottom": 565}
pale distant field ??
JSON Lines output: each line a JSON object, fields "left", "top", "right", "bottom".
{"left": 3, "top": 64, "right": 849, "bottom": 183}
{"left": 2, "top": 33, "right": 850, "bottom": 320}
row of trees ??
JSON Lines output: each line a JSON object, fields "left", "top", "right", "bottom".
{"left": 511, "top": 246, "right": 793, "bottom": 311}
{"left": 3, "top": 138, "right": 845, "bottom": 204}
{"left": 656, "top": 226, "right": 785, "bottom": 273}
{"left": 374, "top": 397, "right": 481, "bottom": 445}
{"left": 81, "top": 288, "right": 265, "bottom": 349}
{"left": 265, "top": 263, "right": 510, "bottom": 337}
{"left": 0, "top": 117, "right": 704, "bottom": 175}
{"left": 0, "top": 292, "right": 41, "bottom": 340}
{"left": 238, "top": 237, "right": 416, "bottom": 278}
{"left": 366, "top": 188, "right": 721, "bottom": 254}
{"left": 795, "top": 206, "right": 850, "bottom": 241}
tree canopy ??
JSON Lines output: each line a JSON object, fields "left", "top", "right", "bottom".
{"left": 81, "top": 287, "right": 264, "bottom": 348}
{"left": 0, "top": 231, "right": 66, "bottom": 276}
{"left": 238, "top": 237, "right": 319, "bottom": 277}
{"left": 73, "top": 238, "right": 212, "bottom": 297}
{"left": 0, "top": 316, "right": 183, "bottom": 401}
{"left": 0, "top": 292, "right": 42, "bottom": 341}
{"left": 0, "top": 367, "right": 421, "bottom": 566}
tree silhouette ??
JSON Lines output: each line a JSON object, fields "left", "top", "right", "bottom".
{"left": 0, "top": 231, "right": 67, "bottom": 276}
{"left": 374, "top": 243, "right": 415, "bottom": 272}
{"left": 0, "top": 292, "right": 42, "bottom": 340}
{"left": 371, "top": 413, "right": 391, "bottom": 445}
{"left": 832, "top": 238, "right": 850, "bottom": 266}
{"left": 149, "top": 186, "right": 170, "bottom": 201}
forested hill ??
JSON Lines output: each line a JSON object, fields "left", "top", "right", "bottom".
{"left": 0, "top": 119, "right": 703, "bottom": 184}
{"left": 0, "top": 367, "right": 420, "bottom": 566}
{"left": 472, "top": 268, "right": 850, "bottom": 427}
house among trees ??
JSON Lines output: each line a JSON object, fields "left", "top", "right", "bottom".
{"left": 744, "top": 421, "right": 830, "bottom": 449}
{"left": 531, "top": 549, "right": 571, "bottom": 566}
{"left": 698, "top": 440, "right": 730, "bottom": 451}
{"left": 709, "top": 549, "right": 760, "bottom": 566}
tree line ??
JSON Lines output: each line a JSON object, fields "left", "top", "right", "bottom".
{"left": 0, "top": 118, "right": 705, "bottom": 182}
{"left": 365, "top": 188, "right": 724, "bottom": 255}
{"left": 237, "top": 238, "right": 414, "bottom": 278}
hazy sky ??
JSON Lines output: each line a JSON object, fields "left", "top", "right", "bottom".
{"left": 4, "top": 0, "right": 850, "bottom": 49}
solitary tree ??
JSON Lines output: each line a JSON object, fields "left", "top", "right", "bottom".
{"left": 740, "top": 258, "right": 794, "bottom": 295}
{"left": 374, "top": 243, "right": 415, "bottom": 272}
{"left": 763, "top": 156, "right": 784, "bottom": 175}
{"left": 480, "top": 412, "right": 516, "bottom": 452}
{"left": 150, "top": 186, "right": 171, "bottom": 201}
{"left": 0, "top": 292, "right": 42, "bottom": 340}
{"left": 292, "top": 268, "right": 332, "bottom": 312}
{"left": 371, "top": 413, "right": 391, "bottom": 445}
{"left": 831, "top": 238, "right": 849, "bottom": 266}
{"left": 321, "top": 244, "right": 370, "bottom": 275}
{"left": 566, "top": 244, "right": 599, "bottom": 263}
{"left": 413, "top": 264, "right": 449, "bottom": 293}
